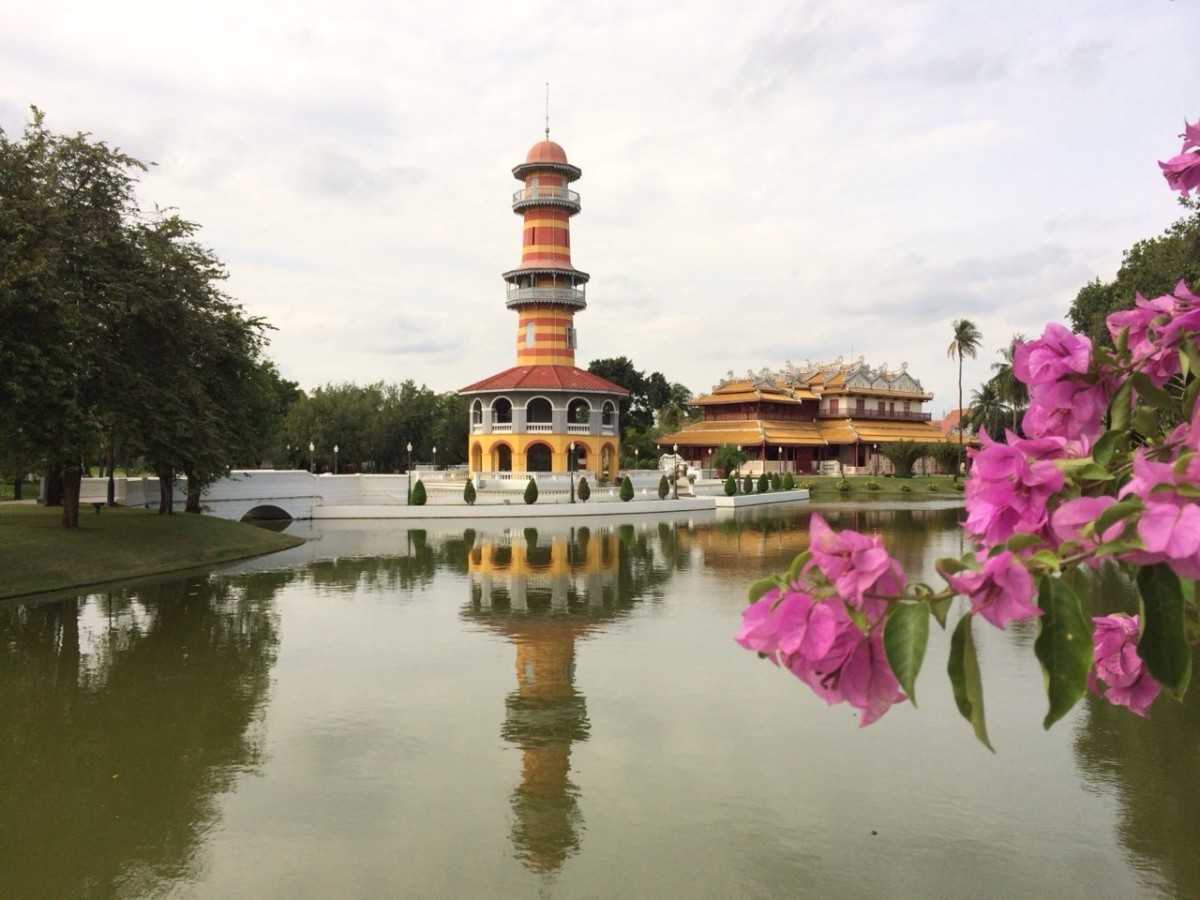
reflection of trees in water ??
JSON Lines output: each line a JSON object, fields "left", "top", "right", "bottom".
{"left": 1073, "top": 646, "right": 1200, "bottom": 898}
{"left": 0, "top": 575, "right": 280, "bottom": 898}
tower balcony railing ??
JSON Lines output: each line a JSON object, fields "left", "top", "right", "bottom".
{"left": 505, "top": 286, "right": 587, "bottom": 309}
{"left": 526, "top": 422, "right": 554, "bottom": 433}
{"left": 512, "top": 186, "right": 580, "bottom": 211}
{"left": 566, "top": 422, "right": 590, "bottom": 434}
{"left": 491, "top": 422, "right": 512, "bottom": 433}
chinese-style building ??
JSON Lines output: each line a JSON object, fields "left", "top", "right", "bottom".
{"left": 459, "top": 135, "right": 627, "bottom": 478}
{"left": 657, "top": 359, "right": 955, "bottom": 474}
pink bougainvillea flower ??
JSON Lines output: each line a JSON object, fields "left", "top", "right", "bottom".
{"left": 1183, "top": 119, "right": 1200, "bottom": 152}
{"left": 735, "top": 587, "right": 812, "bottom": 660}
{"left": 964, "top": 432, "right": 1065, "bottom": 546}
{"left": 1013, "top": 324, "right": 1092, "bottom": 388}
{"left": 1136, "top": 502, "right": 1200, "bottom": 579}
{"left": 1050, "top": 496, "right": 1125, "bottom": 560}
{"left": 1089, "top": 615, "right": 1161, "bottom": 717}
{"left": 807, "top": 514, "right": 905, "bottom": 615}
{"left": 783, "top": 611, "right": 905, "bottom": 727}
{"left": 1106, "top": 292, "right": 1181, "bottom": 387}
{"left": 1020, "top": 377, "right": 1108, "bottom": 444}
{"left": 944, "top": 551, "right": 1040, "bottom": 630}
{"left": 1159, "top": 149, "right": 1200, "bottom": 196}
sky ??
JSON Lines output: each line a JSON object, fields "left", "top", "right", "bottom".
{"left": 4, "top": 0, "right": 1199, "bottom": 413}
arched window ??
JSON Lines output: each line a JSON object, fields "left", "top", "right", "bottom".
{"left": 568, "top": 398, "right": 591, "bottom": 424}
{"left": 494, "top": 444, "right": 513, "bottom": 471}
{"left": 492, "top": 397, "right": 513, "bottom": 423}
{"left": 471, "top": 399, "right": 483, "bottom": 424}
{"left": 602, "top": 401, "right": 616, "bottom": 426}
{"left": 526, "top": 397, "right": 553, "bottom": 423}
{"left": 526, "top": 443, "right": 553, "bottom": 472}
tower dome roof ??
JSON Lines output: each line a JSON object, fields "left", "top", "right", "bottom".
{"left": 526, "top": 140, "right": 568, "bottom": 164}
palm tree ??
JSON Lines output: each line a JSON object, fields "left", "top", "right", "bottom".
{"left": 989, "top": 333, "right": 1028, "bottom": 431}
{"left": 967, "top": 381, "right": 1009, "bottom": 440}
{"left": 947, "top": 319, "right": 983, "bottom": 477}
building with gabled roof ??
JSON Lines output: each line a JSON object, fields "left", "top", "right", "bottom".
{"left": 656, "top": 358, "right": 956, "bottom": 475}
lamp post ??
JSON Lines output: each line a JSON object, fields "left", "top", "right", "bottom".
{"left": 672, "top": 443, "right": 679, "bottom": 500}
{"left": 634, "top": 447, "right": 639, "bottom": 473}
{"left": 334, "top": 444, "right": 339, "bottom": 475}
{"left": 406, "top": 441, "right": 413, "bottom": 503}
{"left": 569, "top": 442, "right": 576, "bottom": 503}
{"left": 308, "top": 441, "right": 315, "bottom": 473}
{"left": 432, "top": 445, "right": 437, "bottom": 470}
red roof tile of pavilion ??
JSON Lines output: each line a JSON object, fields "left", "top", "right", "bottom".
{"left": 459, "top": 365, "right": 629, "bottom": 395}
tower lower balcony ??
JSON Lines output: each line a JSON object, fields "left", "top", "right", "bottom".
{"left": 505, "top": 285, "right": 587, "bottom": 310}
{"left": 512, "top": 186, "right": 580, "bottom": 212}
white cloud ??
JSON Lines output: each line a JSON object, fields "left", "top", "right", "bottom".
{"left": 3, "top": 0, "right": 1199, "bottom": 412}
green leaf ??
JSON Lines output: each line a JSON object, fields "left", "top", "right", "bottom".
{"left": 1132, "top": 405, "right": 1160, "bottom": 439}
{"left": 936, "top": 556, "right": 970, "bottom": 577}
{"left": 1109, "top": 379, "right": 1133, "bottom": 433}
{"left": 786, "top": 550, "right": 811, "bottom": 585}
{"left": 1094, "top": 498, "right": 1143, "bottom": 535}
{"left": 884, "top": 603, "right": 930, "bottom": 707}
{"left": 1033, "top": 576, "right": 1093, "bottom": 730}
{"left": 1185, "top": 375, "right": 1200, "bottom": 420}
{"left": 1075, "top": 463, "right": 1115, "bottom": 482}
{"left": 1030, "top": 549, "right": 1062, "bottom": 572}
{"left": 1092, "top": 430, "right": 1123, "bottom": 466}
{"left": 1006, "top": 533, "right": 1044, "bottom": 552}
{"left": 1131, "top": 373, "right": 1173, "bottom": 409}
{"left": 747, "top": 577, "right": 778, "bottom": 604}
{"left": 929, "top": 595, "right": 953, "bottom": 629}
{"left": 947, "top": 615, "right": 994, "bottom": 751}
{"left": 1184, "top": 340, "right": 1200, "bottom": 379}
{"left": 1137, "top": 564, "right": 1193, "bottom": 697}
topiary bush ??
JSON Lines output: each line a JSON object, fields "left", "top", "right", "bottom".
{"left": 463, "top": 479, "right": 476, "bottom": 505}
{"left": 724, "top": 475, "right": 737, "bottom": 496}
{"left": 781, "top": 473, "right": 795, "bottom": 491}
{"left": 866, "top": 480, "right": 881, "bottom": 491}
{"left": 658, "top": 475, "right": 670, "bottom": 499}
{"left": 411, "top": 480, "right": 427, "bottom": 506}
{"left": 900, "top": 483, "right": 913, "bottom": 493}
{"left": 524, "top": 478, "right": 538, "bottom": 505}
{"left": 836, "top": 478, "right": 851, "bottom": 493}
{"left": 757, "top": 474, "right": 769, "bottom": 493}
{"left": 769, "top": 473, "right": 781, "bottom": 490}
{"left": 577, "top": 476, "right": 590, "bottom": 502}
{"left": 742, "top": 474, "right": 753, "bottom": 494}
{"left": 619, "top": 475, "right": 634, "bottom": 502}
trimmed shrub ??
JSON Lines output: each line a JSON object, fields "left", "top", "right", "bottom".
{"left": 769, "top": 473, "right": 781, "bottom": 490}
{"left": 836, "top": 478, "right": 851, "bottom": 493}
{"left": 742, "top": 474, "right": 753, "bottom": 494}
{"left": 781, "top": 473, "right": 795, "bottom": 491}
{"left": 658, "top": 475, "right": 670, "bottom": 499}
{"left": 866, "top": 480, "right": 881, "bottom": 491}
{"left": 577, "top": 477, "right": 590, "bottom": 502}
{"left": 954, "top": 482, "right": 965, "bottom": 492}
{"left": 928, "top": 482, "right": 940, "bottom": 491}
{"left": 524, "top": 478, "right": 538, "bottom": 505}
{"left": 724, "top": 475, "right": 737, "bottom": 496}
{"left": 411, "top": 480, "right": 427, "bottom": 506}
{"left": 900, "top": 483, "right": 913, "bottom": 493}
{"left": 463, "top": 480, "right": 476, "bottom": 505}
{"left": 619, "top": 475, "right": 634, "bottom": 502}
{"left": 757, "top": 474, "right": 768, "bottom": 493}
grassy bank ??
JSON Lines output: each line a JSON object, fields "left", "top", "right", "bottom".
{"left": 792, "top": 474, "right": 964, "bottom": 498}
{"left": 0, "top": 505, "right": 304, "bottom": 600}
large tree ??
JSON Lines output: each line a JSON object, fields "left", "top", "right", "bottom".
{"left": 1068, "top": 201, "right": 1200, "bottom": 345}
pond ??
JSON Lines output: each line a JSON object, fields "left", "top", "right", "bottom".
{"left": 1, "top": 501, "right": 1196, "bottom": 899}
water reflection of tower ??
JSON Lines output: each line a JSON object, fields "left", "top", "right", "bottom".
{"left": 464, "top": 527, "right": 620, "bottom": 875}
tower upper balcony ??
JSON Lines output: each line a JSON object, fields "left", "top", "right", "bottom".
{"left": 512, "top": 185, "right": 581, "bottom": 213}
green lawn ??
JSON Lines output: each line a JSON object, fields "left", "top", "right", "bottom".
{"left": 793, "top": 474, "right": 964, "bottom": 497}
{"left": 0, "top": 505, "right": 304, "bottom": 600}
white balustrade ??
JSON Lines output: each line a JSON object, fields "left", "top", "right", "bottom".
{"left": 491, "top": 422, "right": 512, "bottom": 433}
{"left": 526, "top": 422, "right": 553, "bottom": 433}
{"left": 567, "top": 423, "right": 589, "bottom": 434}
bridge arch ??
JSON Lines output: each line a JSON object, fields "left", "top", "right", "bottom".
{"left": 240, "top": 504, "right": 294, "bottom": 522}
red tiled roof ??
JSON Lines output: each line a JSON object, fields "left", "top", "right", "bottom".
{"left": 459, "top": 365, "right": 630, "bottom": 395}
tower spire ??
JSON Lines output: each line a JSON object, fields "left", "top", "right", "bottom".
{"left": 545, "top": 82, "right": 550, "bottom": 140}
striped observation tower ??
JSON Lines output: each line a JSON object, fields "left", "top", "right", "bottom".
{"left": 507, "top": 136, "right": 586, "bottom": 366}
{"left": 460, "top": 115, "right": 628, "bottom": 480}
